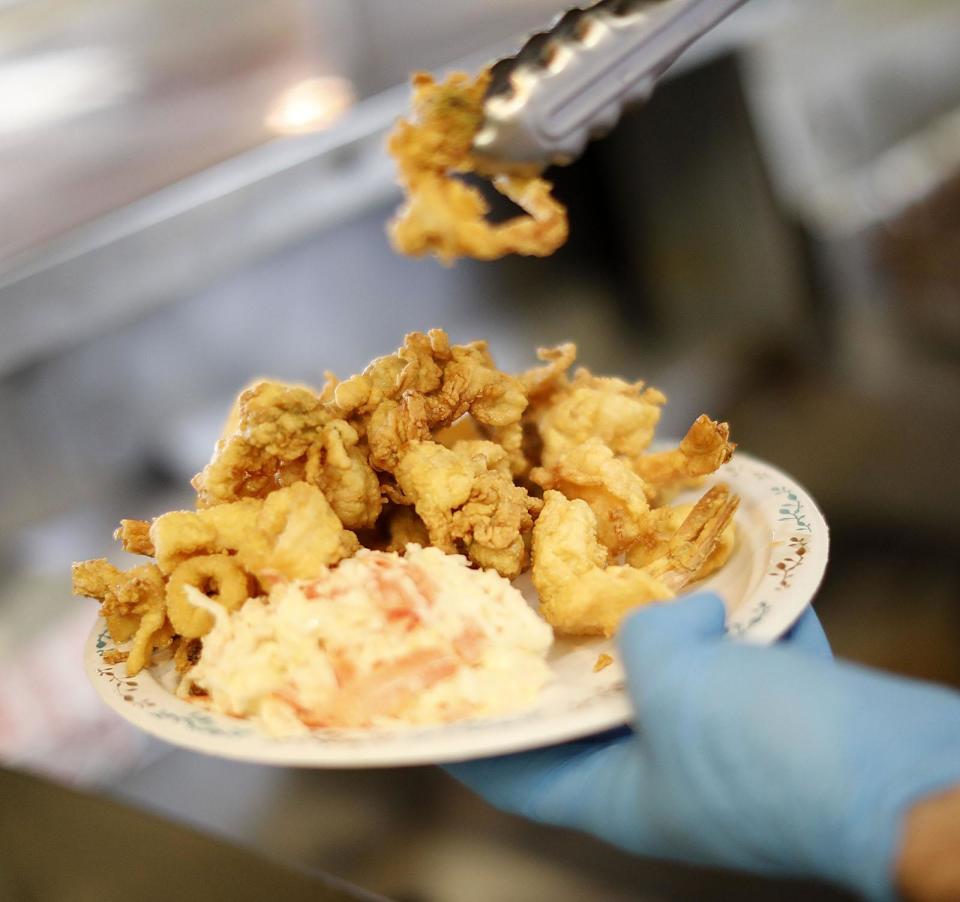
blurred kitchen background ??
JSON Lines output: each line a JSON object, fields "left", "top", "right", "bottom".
{"left": 2, "top": 0, "right": 959, "bottom": 899}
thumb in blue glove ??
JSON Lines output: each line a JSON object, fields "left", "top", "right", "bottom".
{"left": 448, "top": 594, "right": 960, "bottom": 901}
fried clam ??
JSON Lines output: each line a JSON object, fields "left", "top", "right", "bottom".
{"left": 387, "top": 70, "right": 568, "bottom": 263}
{"left": 392, "top": 439, "right": 540, "bottom": 579}
{"left": 192, "top": 380, "right": 382, "bottom": 530}
{"left": 331, "top": 331, "right": 528, "bottom": 474}
{"left": 531, "top": 485, "right": 739, "bottom": 637}
{"left": 433, "top": 343, "right": 576, "bottom": 478}
{"left": 329, "top": 329, "right": 450, "bottom": 421}
{"left": 193, "top": 380, "right": 328, "bottom": 505}
{"left": 151, "top": 482, "right": 358, "bottom": 586}
{"left": 236, "top": 481, "right": 359, "bottom": 584}
{"left": 427, "top": 340, "right": 528, "bottom": 429}
{"left": 449, "top": 440, "right": 542, "bottom": 580}
{"left": 393, "top": 441, "right": 475, "bottom": 552}
{"left": 531, "top": 438, "right": 653, "bottom": 557}
{"left": 310, "top": 418, "right": 382, "bottom": 531}
{"left": 538, "top": 369, "right": 666, "bottom": 468}
{"left": 149, "top": 498, "right": 262, "bottom": 574}
{"left": 71, "top": 559, "right": 171, "bottom": 676}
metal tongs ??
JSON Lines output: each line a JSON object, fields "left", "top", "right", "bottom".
{"left": 473, "top": 0, "right": 748, "bottom": 173}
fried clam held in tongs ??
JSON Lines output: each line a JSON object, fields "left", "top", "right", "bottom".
{"left": 532, "top": 484, "right": 739, "bottom": 637}
{"left": 387, "top": 71, "right": 568, "bottom": 263}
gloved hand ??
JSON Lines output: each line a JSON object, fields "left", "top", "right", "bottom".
{"left": 448, "top": 595, "right": 960, "bottom": 901}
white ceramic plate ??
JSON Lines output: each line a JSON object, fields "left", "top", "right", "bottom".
{"left": 85, "top": 451, "right": 828, "bottom": 768}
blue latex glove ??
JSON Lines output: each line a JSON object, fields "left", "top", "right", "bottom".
{"left": 449, "top": 595, "right": 960, "bottom": 900}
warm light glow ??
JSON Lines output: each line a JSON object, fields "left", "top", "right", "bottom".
{"left": 264, "top": 76, "right": 355, "bottom": 135}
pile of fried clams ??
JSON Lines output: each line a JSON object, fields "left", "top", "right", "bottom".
{"left": 72, "top": 330, "right": 738, "bottom": 678}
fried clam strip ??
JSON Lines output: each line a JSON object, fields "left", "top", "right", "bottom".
{"left": 538, "top": 369, "right": 666, "bottom": 468}
{"left": 192, "top": 380, "right": 381, "bottom": 530}
{"left": 531, "top": 438, "right": 653, "bottom": 557}
{"left": 531, "top": 485, "right": 738, "bottom": 637}
{"left": 151, "top": 482, "right": 358, "bottom": 587}
{"left": 71, "top": 560, "right": 171, "bottom": 676}
{"left": 632, "top": 414, "right": 736, "bottom": 502}
{"left": 387, "top": 71, "right": 568, "bottom": 264}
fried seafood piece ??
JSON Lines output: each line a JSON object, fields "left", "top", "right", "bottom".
{"left": 311, "top": 419, "right": 382, "bottom": 530}
{"left": 71, "top": 559, "right": 170, "bottom": 676}
{"left": 192, "top": 380, "right": 381, "bottom": 529}
{"left": 452, "top": 439, "right": 513, "bottom": 476}
{"left": 434, "top": 414, "right": 484, "bottom": 447}
{"left": 538, "top": 369, "right": 666, "bottom": 468}
{"left": 531, "top": 486, "right": 738, "bottom": 636}
{"left": 333, "top": 332, "right": 528, "bottom": 474}
{"left": 166, "top": 554, "right": 250, "bottom": 639}
{"left": 428, "top": 341, "right": 528, "bottom": 428}
{"left": 114, "top": 519, "right": 154, "bottom": 556}
{"left": 482, "top": 420, "right": 526, "bottom": 478}
{"left": 641, "top": 485, "right": 740, "bottom": 589}
{"left": 387, "top": 71, "right": 568, "bottom": 263}
{"left": 519, "top": 343, "right": 577, "bottom": 406}
{"left": 632, "top": 414, "right": 735, "bottom": 501}
{"left": 393, "top": 441, "right": 475, "bottom": 551}
{"left": 531, "top": 438, "right": 653, "bottom": 557}
{"left": 150, "top": 498, "right": 263, "bottom": 574}
{"left": 449, "top": 441, "right": 542, "bottom": 579}
{"left": 173, "top": 637, "right": 204, "bottom": 674}
{"left": 392, "top": 440, "right": 539, "bottom": 578}
{"left": 153, "top": 483, "right": 358, "bottom": 586}
{"left": 364, "top": 392, "right": 433, "bottom": 471}
{"left": 435, "top": 343, "right": 572, "bottom": 476}
{"left": 236, "top": 481, "right": 359, "bottom": 584}
{"left": 438, "top": 415, "right": 529, "bottom": 479}
{"left": 330, "top": 330, "right": 450, "bottom": 419}
{"left": 625, "top": 502, "right": 736, "bottom": 581}
{"left": 193, "top": 380, "right": 329, "bottom": 505}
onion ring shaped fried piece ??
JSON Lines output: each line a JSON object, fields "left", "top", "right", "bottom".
{"left": 167, "top": 554, "right": 249, "bottom": 639}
